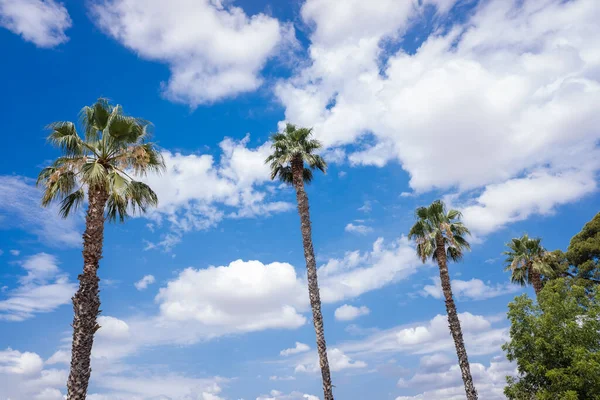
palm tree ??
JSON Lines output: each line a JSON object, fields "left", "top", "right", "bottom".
{"left": 266, "top": 123, "right": 333, "bottom": 400}
{"left": 408, "top": 200, "right": 478, "bottom": 400}
{"left": 37, "top": 98, "right": 165, "bottom": 400}
{"left": 503, "top": 234, "right": 553, "bottom": 298}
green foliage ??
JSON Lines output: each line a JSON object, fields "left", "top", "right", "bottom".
{"left": 408, "top": 200, "right": 471, "bottom": 263}
{"left": 37, "top": 98, "right": 165, "bottom": 221}
{"left": 503, "top": 234, "right": 555, "bottom": 287}
{"left": 265, "top": 123, "right": 327, "bottom": 185}
{"left": 503, "top": 279, "right": 600, "bottom": 399}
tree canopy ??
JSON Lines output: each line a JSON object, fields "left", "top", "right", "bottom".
{"left": 503, "top": 278, "right": 600, "bottom": 400}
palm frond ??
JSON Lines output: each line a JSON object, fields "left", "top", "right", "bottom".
{"left": 59, "top": 188, "right": 85, "bottom": 218}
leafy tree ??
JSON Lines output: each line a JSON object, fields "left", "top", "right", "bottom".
{"left": 503, "top": 278, "right": 600, "bottom": 399}
{"left": 552, "top": 212, "right": 600, "bottom": 287}
{"left": 504, "top": 234, "right": 554, "bottom": 298}
{"left": 408, "top": 200, "right": 478, "bottom": 400}
{"left": 265, "top": 124, "right": 333, "bottom": 400}
{"left": 37, "top": 99, "right": 165, "bottom": 399}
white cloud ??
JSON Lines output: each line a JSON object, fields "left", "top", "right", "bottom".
{"left": 339, "top": 312, "right": 507, "bottom": 358}
{"left": 277, "top": 0, "right": 600, "bottom": 234}
{"left": 420, "top": 276, "right": 521, "bottom": 301}
{"left": 294, "top": 348, "right": 367, "bottom": 373}
{"left": 156, "top": 260, "right": 307, "bottom": 333}
{"left": 10, "top": 249, "right": 20, "bottom": 256}
{"left": 0, "top": 176, "right": 81, "bottom": 247}
{"left": 88, "top": 372, "right": 226, "bottom": 400}
{"left": 280, "top": 342, "right": 310, "bottom": 357}
{"left": 268, "top": 375, "right": 296, "bottom": 381}
{"left": 90, "top": 0, "right": 292, "bottom": 106}
{"left": 0, "top": 348, "right": 67, "bottom": 399}
{"left": 318, "top": 237, "right": 422, "bottom": 303}
{"left": 344, "top": 223, "right": 373, "bottom": 235}
{"left": 256, "top": 390, "right": 319, "bottom": 400}
{"left": 75, "top": 237, "right": 422, "bottom": 361}
{"left": 0, "top": 253, "right": 76, "bottom": 321}
{"left": 396, "top": 356, "right": 516, "bottom": 400}
{"left": 357, "top": 201, "right": 372, "bottom": 213}
{"left": 334, "top": 304, "right": 370, "bottom": 321}
{"left": 0, "top": 0, "right": 71, "bottom": 47}
{"left": 142, "top": 136, "right": 293, "bottom": 250}
{"left": 459, "top": 168, "right": 598, "bottom": 235}
{"left": 134, "top": 275, "right": 156, "bottom": 291}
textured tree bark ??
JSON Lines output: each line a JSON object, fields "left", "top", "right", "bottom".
{"left": 291, "top": 157, "right": 334, "bottom": 400}
{"left": 531, "top": 268, "right": 543, "bottom": 298}
{"left": 66, "top": 185, "right": 108, "bottom": 400}
{"left": 435, "top": 233, "right": 478, "bottom": 400}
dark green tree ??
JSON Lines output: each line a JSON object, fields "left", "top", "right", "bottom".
{"left": 503, "top": 278, "right": 600, "bottom": 400}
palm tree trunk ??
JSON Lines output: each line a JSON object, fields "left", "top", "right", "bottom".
{"left": 531, "top": 268, "right": 543, "bottom": 298}
{"left": 291, "top": 158, "right": 334, "bottom": 400}
{"left": 435, "top": 233, "right": 478, "bottom": 400}
{"left": 67, "top": 185, "right": 108, "bottom": 400}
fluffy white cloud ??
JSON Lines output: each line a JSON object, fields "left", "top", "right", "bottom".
{"left": 134, "top": 275, "right": 156, "bottom": 291}
{"left": 157, "top": 260, "right": 307, "bottom": 333}
{"left": 278, "top": 0, "right": 600, "bottom": 234}
{"left": 420, "top": 277, "right": 521, "bottom": 301}
{"left": 344, "top": 223, "right": 373, "bottom": 235}
{"left": 0, "top": 348, "right": 67, "bottom": 399}
{"left": 396, "top": 356, "right": 516, "bottom": 400}
{"left": 76, "top": 237, "right": 422, "bottom": 361}
{"left": 339, "top": 312, "right": 507, "bottom": 358}
{"left": 280, "top": 342, "right": 310, "bottom": 357}
{"left": 294, "top": 348, "right": 366, "bottom": 373}
{"left": 0, "top": 253, "right": 76, "bottom": 321}
{"left": 142, "top": 136, "right": 293, "bottom": 250}
{"left": 88, "top": 372, "right": 226, "bottom": 400}
{"left": 334, "top": 304, "right": 370, "bottom": 321}
{"left": 256, "top": 390, "right": 319, "bottom": 400}
{"left": 0, "top": 176, "right": 81, "bottom": 247}
{"left": 0, "top": 0, "right": 71, "bottom": 47}
{"left": 318, "top": 237, "right": 422, "bottom": 303}
{"left": 90, "top": 0, "right": 292, "bottom": 105}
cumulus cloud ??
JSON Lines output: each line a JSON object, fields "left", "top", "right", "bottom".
{"left": 277, "top": 0, "right": 600, "bottom": 234}
{"left": 344, "top": 222, "right": 373, "bottom": 235}
{"left": 396, "top": 356, "right": 516, "bottom": 400}
{"left": 318, "top": 237, "right": 422, "bottom": 303}
{"left": 0, "top": 176, "right": 82, "bottom": 247}
{"left": 294, "top": 348, "right": 367, "bottom": 373}
{"left": 334, "top": 304, "right": 370, "bottom": 321}
{"left": 0, "top": 348, "right": 67, "bottom": 399}
{"left": 420, "top": 277, "right": 521, "bottom": 301}
{"left": 134, "top": 275, "right": 156, "bottom": 291}
{"left": 90, "top": 0, "right": 293, "bottom": 106}
{"left": 0, "top": 0, "right": 71, "bottom": 47}
{"left": 142, "top": 136, "right": 293, "bottom": 250}
{"left": 0, "top": 253, "right": 76, "bottom": 321}
{"left": 256, "top": 390, "right": 319, "bottom": 400}
{"left": 280, "top": 342, "right": 311, "bottom": 357}
{"left": 339, "top": 312, "right": 507, "bottom": 358}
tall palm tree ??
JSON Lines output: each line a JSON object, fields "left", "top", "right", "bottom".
{"left": 408, "top": 200, "right": 478, "bottom": 400}
{"left": 266, "top": 123, "right": 333, "bottom": 400}
{"left": 37, "top": 99, "right": 165, "bottom": 400}
{"left": 503, "top": 234, "right": 553, "bottom": 298}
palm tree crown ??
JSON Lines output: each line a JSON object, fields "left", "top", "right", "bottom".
{"left": 408, "top": 200, "right": 471, "bottom": 263}
{"left": 37, "top": 98, "right": 165, "bottom": 221}
{"left": 503, "top": 234, "right": 554, "bottom": 287}
{"left": 265, "top": 123, "right": 327, "bottom": 184}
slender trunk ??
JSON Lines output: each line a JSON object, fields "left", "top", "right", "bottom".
{"left": 530, "top": 268, "right": 543, "bottom": 298}
{"left": 291, "top": 158, "right": 334, "bottom": 400}
{"left": 435, "top": 233, "right": 478, "bottom": 400}
{"left": 67, "top": 185, "right": 108, "bottom": 400}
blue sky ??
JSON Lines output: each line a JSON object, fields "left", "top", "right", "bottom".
{"left": 0, "top": 0, "right": 599, "bottom": 399}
